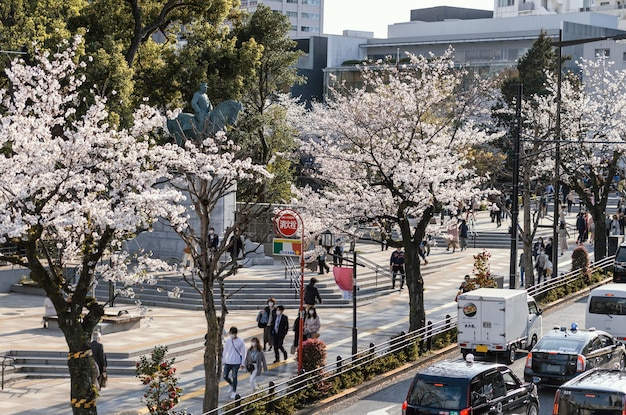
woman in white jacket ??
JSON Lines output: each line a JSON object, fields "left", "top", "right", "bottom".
{"left": 303, "top": 307, "right": 321, "bottom": 339}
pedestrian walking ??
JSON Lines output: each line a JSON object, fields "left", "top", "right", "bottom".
{"left": 291, "top": 314, "right": 300, "bottom": 355}
{"left": 458, "top": 219, "right": 469, "bottom": 251}
{"left": 208, "top": 227, "right": 219, "bottom": 253}
{"left": 244, "top": 337, "right": 267, "bottom": 392}
{"left": 389, "top": 246, "right": 405, "bottom": 290}
{"left": 303, "top": 307, "right": 321, "bottom": 340}
{"left": 271, "top": 305, "right": 289, "bottom": 363}
{"left": 229, "top": 232, "right": 244, "bottom": 274}
{"left": 446, "top": 219, "right": 459, "bottom": 253}
{"left": 576, "top": 212, "right": 588, "bottom": 243}
{"left": 333, "top": 242, "right": 344, "bottom": 266}
{"left": 181, "top": 243, "right": 193, "bottom": 269}
{"left": 558, "top": 222, "right": 570, "bottom": 255}
{"left": 317, "top": 250, "right": 330, "bottom": 274}
{"left": 567, "top": 191, "right": 575, "bottom": 213}
{"left": 380, "top": 228, "right": 388, "bottom": 251}
{"left": 304, "top": 277, "right": 322, "bottom": 310}
{"left": 535, "top": 249, "right": 548, "bottom": 284}
{"left": 223, "top": 326, "right": 246, "bottom": 399}
{"left": 90, "top": 332, "right": 107, "bottom": 390}
{"left": 261, "top": 298, "right": 276, "bottom": 351}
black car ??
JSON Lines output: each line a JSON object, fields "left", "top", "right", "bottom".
{"left": 613, "top": 242, "right": 626, "bottom": 283}
{"left": 553, "top": 369, "right": 626, "bottom": 415}
{"left": 403, "top": 358, "right": 539, "bottom": 415}
{"left": 524, "top": 326, "right": 626, "bottom": 386}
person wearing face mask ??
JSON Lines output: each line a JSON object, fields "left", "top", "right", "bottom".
{"left": 303, "top": 307, "right": 321, "bottom": 340}
{"left": 208, "top": 227, "right": 219, "bottom": 253}
{"left": 271, "top": 305, "right": 289, "bottom": 363}
{"left": 244, "top": 337, "right": 267, "bottom": 392}
{"left": 262, "top": 297, "right": 277, "bottom": 351}
{"left": 222, "top": 326, "right": 246, "bottom": 399}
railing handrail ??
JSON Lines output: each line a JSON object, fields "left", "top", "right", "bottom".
{"left": 283, "top": 257, "right": 301, "bottom": 298}
{"left": 355, "top": 254, "right": 392, "bottom": 279}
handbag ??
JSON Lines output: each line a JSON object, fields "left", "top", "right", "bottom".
{"left": 247, "top": 363, "right": 255, "bottom": 373}
{"left": 98, "top": 372, "right": 107, "bottom": 388}
{"left": 290, "top": 345, "right": 296, "bottom": 355}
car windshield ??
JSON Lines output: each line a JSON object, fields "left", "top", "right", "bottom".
{"left": 589, "top": 296, "right": 626, "bottom": 316}
{"left": 536, "top": 337, "right": 585, "bottom": 353}
{"left": 408, "top": 378, "right": 467, "bottom": 410}
{"left": 558, "top": 390, "right": 624, "bottom": 415}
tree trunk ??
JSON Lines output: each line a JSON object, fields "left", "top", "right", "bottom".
{"left": 202, "top": 277, "right": 221, "bottom": 412}
{"left": 63, "top": 316, "right": 99, "bottom": 415}
{"left": 401, "top": 210, "right": 430, "bottom": 332}
{"left": 405, "top": 240, "right": 425, "bottom": 332}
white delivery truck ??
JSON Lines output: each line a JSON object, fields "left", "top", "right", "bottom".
{"left": 457, "top": 288, "right": 542, "bottom": 364}
{"left": 586, "top": 284, "right": 626, "bottom": 341}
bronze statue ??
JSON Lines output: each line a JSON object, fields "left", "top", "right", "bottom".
{"left": 167, "top": 83, "right": 243, "bottom": 146}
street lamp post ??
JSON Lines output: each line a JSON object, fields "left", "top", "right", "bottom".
{"left": 509, "top": 83, "right": 523, "bottom": 289}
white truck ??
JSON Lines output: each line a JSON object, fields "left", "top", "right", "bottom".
{"left": 457, "top": 288, "right": 542, "bottom": 364}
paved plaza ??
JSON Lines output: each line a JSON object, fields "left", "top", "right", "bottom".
{"left": 0, "top": 208, "right": 589, "bottom": 414}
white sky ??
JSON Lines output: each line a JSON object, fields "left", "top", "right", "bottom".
{"left": 323, "top": 0, "right": 495, "bottom": 38}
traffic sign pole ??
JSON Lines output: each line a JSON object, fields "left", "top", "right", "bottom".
{"left": 274, "top": 209, "right": 305, "bottom": 373}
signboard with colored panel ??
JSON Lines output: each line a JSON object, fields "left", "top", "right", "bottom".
{"left": 273, "top": 238, "right": 302, "bottom": 257}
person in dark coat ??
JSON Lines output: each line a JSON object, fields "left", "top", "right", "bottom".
{"left": 576, "top": 212, "right": 587, "bottom": 244}
{"left": 90, "top": 332, "right": 107, "bottom": 389}
{"left": 208, "top": 226, "right": 219, "bottom": 253}
{"left": 304, "top": 277, "right": 322, "bottom": 309}
{"left": 271, "top": 305, "right": 289, "bottom": 363}
{"left": 229, "top": 231, "right": 244, "bottom": 274}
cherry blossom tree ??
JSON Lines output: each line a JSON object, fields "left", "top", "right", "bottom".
{"left": 160, "top": 118, "right": 272, "bottom": 412}
{"left": 0, "top": 38, "right": 185, "bottom": 415}
{"left": 554, "top": 58, "right": 626, "bottom": 259}
{"left": 294, "top": 51, "right": 500, "bottom": 331}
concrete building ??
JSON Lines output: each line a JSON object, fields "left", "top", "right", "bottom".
{"left": 494, "top": 0, "right": 626, "bottom": 31}
{"left": 321, "top": 6, "right": 626, "bottom": 94}
{"left": 240, "top": 0, "right": 324, "bottom": 38}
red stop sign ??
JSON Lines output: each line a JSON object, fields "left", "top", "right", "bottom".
{"left": 276, "top": 213, "right": 298, "bottom": 237}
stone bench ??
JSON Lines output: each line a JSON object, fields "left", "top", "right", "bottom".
{"left": 43, "top": 313, "right": 143, "bottom": 334}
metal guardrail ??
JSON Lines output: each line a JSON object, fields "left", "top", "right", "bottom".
{"left": 204, "top": 255, "right": 615, "bottom": 414}
{"left": 355, "top": 255, "right": 392, "bottom": 284}
{"left": 283, "top": 257, "right": 301, "bottom": 299}
{"left": 527, "top": 255, "right": 614, "bottom": 298}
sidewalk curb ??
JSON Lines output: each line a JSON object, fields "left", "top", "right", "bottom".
{"left": 296, "top": 344, "right": 458, "bottom": 415}
{"left": 540, "top": 277, "right": 612, "bottom": 314}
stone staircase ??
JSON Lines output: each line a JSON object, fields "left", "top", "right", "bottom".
{"left": 90, "top": 256, "right": 398, "bottom": 311}
{"left": 1, "top": 337, "right": 205, "bottom": 385}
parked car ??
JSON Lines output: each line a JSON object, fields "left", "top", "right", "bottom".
{"left": 403, "top": 357, "right": 539, "bottom": 415}
{"left": 553, "top": 369, "right": 626, "bottom": 415}
{"left": 613, "top": 242, "right": 626, "bottom": 283}
{"left": 524, "top": 325, "right": 626, "bottom": 386}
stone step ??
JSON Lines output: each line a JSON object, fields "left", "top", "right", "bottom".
{"left": 7, "top": 336, "right": 207, "bottom": 377}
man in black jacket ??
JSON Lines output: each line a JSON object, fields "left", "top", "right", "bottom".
{"left": 304, "top": 277, "right": 322, "bottom": 310}
{"left": 271, "top": 305, "right": 289, "bottom": 363}
{"left": 90, "top": 332, "right": 107, "bottom": 390}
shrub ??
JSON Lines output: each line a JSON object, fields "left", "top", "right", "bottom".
{"left": 571, "top": 245, "right": 591, "bottom": 282}
{"left": 136, "top": 346, "right": 185, "bottom": 415}
{"left": 302, "top": 338, "right": 326, "bottom": 372}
